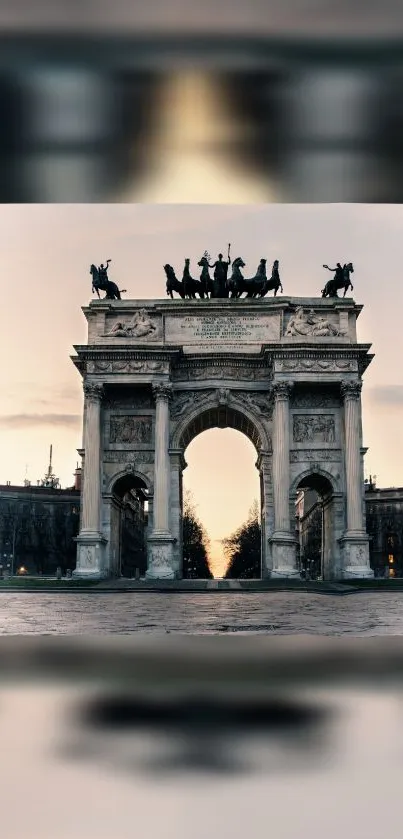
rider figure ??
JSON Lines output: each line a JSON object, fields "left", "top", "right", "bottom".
{"left": 323, "top": 262, "right": 344, "bottom": 282}
{"left": 98, "top": 259, "right": 111, "bottom": 283}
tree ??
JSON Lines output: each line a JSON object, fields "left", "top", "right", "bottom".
{"left": 223, "top": 500, "right": 261, "bottom": 579}
{"left": 182, "top": 491, "right": 213, "bottom": 579}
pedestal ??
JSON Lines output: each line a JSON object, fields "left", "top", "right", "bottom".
{"left": 340, "top": 536, "right": 373, "bottom": 580}
{"left": 270, "top": 535, "right": 300, "bottom": 579}
{"left": 73, "top": 533, "right": 107, "bottom": 580}
{"left": 146, "top": 536, "right": 176, "bottom": 580}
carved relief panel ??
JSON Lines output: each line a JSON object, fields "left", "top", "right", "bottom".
{"left": 293, "top": 414, "right": 336, "bottom": 444}
{"left": 172, "top": 363, "right": 270, "bottom": 382}
{"left": 109, "top": 415, "right": 153, "bottom": 444}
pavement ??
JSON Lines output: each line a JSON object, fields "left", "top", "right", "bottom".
{"left": 93, "top": 577, "right": 360, "bottom": 594}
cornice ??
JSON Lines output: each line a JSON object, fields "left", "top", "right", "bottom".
{"left": 84, "top": 296, "right": 361, "bottom": 312}
{"left": 265, "top": 343, "right": 373, "bottom": 357}
{"left": 72, "top": 345, "right": 182, "bottom": 360}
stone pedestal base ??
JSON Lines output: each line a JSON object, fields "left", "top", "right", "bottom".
{"left": 270, "top": 534, "right": 300, "bottom": 579}
{"left": 146, "top": 535, "right": 176, "bottom": 580}
{"left": 340, "top": 535, "right": 373, "bottom": 579}
{"left": 73, "top": 532, "right": 108, "bottom": 580}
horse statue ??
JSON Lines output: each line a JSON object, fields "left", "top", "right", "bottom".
{"left": 322, "top": 262, "right": 354, "bottom": 298}
{"left": 228, "top": 257, "right": 247, "bottom": 298}
{"left": 260, "top": 260, "right": 283, "bottom": 298}
{"left": 244, "top": 258, "right": 268, "bottom": 298}
{"left": 228, "top": 257, "right": 281, "bottom": 298}
{"left": 90, "top": 262, "right": 126, "bottom": 300}
{"left": 182, "top": 259, "right": 206, "bottom": 299}
{"left": 197, "top": 253, "right": 213, "bottom": 298}
{"left": 164, "top": 264, "right": 185, "bottom": 299}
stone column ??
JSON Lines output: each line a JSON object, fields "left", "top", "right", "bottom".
{"left": 270, "top": 381, "right": 299, "bottom": 578}
{"left": 146, "top": 383, "right": 175, "bottom": 580}
{"left": 74, "top": 382, "right": 106, "bottom": 579}
{"left": 256, "top": 450, "right": 273, "bottom": 578}
{"left": 169, "top": 449, "right": 187, "bottom": 579}
{"left": 340, "top": 380, "right": 373, "bottom": 578}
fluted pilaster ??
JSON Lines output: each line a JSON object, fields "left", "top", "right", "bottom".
{"left": 272, "top": 381, "right": 293, "bottom": 533}
{"left": 81, "top": 382, "right": 103, "bottom": 533}
{"left": 270, "top": 381, "right": 299, "bottom": 578}
{"left": 340, "top": 379, "right": 373, "bottom": 579}
{"left": 152, "top": 383, "right": 173, "bottom": 534}
{"left": 341, "top": 380, "right": 364, "bottom": 534}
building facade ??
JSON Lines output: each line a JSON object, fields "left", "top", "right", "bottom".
{"left": 298, "top": 478, "right": 403, "bottom": 578}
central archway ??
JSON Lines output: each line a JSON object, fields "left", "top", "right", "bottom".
{"left": 171, "top": 398, "right": 272, "bottom": 580}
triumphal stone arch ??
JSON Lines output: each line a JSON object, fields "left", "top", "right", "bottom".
{"left": 71, "top": 297, "right": 374, "bottom": 581}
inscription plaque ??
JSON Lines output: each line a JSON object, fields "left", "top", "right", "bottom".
{"left": 165, "top": 314, "right": 280, "bottom": 345}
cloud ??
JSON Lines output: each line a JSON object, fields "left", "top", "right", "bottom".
{"left": 0, "top": 414, "right": 81, "bottom": 429}
{"left": 367, "top": 386, "right": 403, "bottom": 406}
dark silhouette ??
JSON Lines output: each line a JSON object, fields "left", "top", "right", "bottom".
{"left": 197, "top": 254, "right": 214, "bottom": 297}
{"left": 164, "top": 264, "right": 185, "bottom": 299}
{"left": 182, "top": 258, "right": 206, "bottom": 299}
{"left": 182, "top": 492, "right": 213, "bottom": 579}
{"left": 229, "top": 258, "right": 283, "bottom": 299}
{"left": 208, "top": 245, "right": 231, "bottom": 298}
{"left": 90, "top": 262, "right": 126, "bottom": 300}
{"left": 322, "top": 262, "right": 354, "bottom": 298}
{"left": 224, "top": 501, "right": 261, "bottom": 579}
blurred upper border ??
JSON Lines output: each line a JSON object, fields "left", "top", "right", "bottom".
{"left": 2, "top": 0, "right": 403, "bottom": 39}
{"left": 3, "top": 2, "right": 403, "bottom": 202}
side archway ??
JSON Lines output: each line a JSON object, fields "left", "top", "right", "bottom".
{"left": 106, "top": 471, "right": 150, "bottom": 578}
{"left": 292, "top": 468, "right": 342, "bottom": 581}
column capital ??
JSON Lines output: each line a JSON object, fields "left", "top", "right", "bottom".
{"left": 169, "top": 448, "right": 188, "bottom": 471}
{"left": 272, "top": 381, "right": 293, "bottom": 401}
{"left": 341, "top": 380, "right": 362, "bottom": 401}
{"left": 83, "top": 381, "right": 104, "bottom": 402}
{"left": 153, "top": 382, "right": 173, "bottom": 402}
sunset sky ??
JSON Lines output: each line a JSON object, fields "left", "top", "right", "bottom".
{"left": 0, "top": 203, "right": 402, "bottom": 574}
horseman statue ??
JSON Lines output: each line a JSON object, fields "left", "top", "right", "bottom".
{"left": 322, "top": 262, "right": 354, "bottom": 298}
{"left": 89, "top": 259, "right": 126, "bottom": 300}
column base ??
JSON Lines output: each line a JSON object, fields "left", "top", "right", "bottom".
{"left": 269, "top": 533, "right": 301, "bottom": 580}
{"left": 340, "top": 534, "right": 374, "bottom": 580}
{"left": 73, "top": 532, "right": 108, "bottom": 580}
{"left": 146, "top": 534, "right": 176, "bottom": 580}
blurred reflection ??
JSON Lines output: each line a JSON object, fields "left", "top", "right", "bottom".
{"left": 3, "top": 639, "right": 403, "bottom": 838}
{"left": 61, "top": 693, "right": 331, "bottom": 776}
{"left": 2, "top": 36, "right": 403, "bottom": 201}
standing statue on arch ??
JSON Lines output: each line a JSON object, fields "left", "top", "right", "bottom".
{"left": 322, "top": 262, "right": 354, "bottom": 298}
{"left": 207, "top": 244, "right": 231, "bottom": 298}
